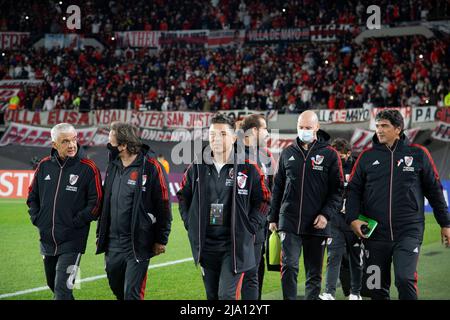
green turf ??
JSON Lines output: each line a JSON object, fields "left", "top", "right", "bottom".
{"left": 0, "top": 199, "right": 448, "bottom": 300}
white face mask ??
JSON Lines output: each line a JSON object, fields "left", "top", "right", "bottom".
{"left": 297, "top": 129, "right": 315, "bottom": 143}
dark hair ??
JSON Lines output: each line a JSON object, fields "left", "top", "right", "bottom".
{"left": 331, "top": 138, "right": 351, "bottom": 154}
{"left": 110, "top": 121, "right": 142, "bottom": 154}
{"left": 375, "top": 109, "right": 404, "bottom": 132}
{"left": 240, "top": 114, "right": 265, "bottom": 133}
{"left": 211, "top": 113, "right": 235, "bottom": 130}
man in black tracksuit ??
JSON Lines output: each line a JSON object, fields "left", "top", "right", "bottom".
{"left": 27, "top": 123, "right": 102, "bottom": 300}
{"left": 96, "top": 122, "right": 172, "bottom": 300}
{"left": 347, "top": 110, "right": 450, "bottom": 300}
{"left": 239, "top": 114, "right": 275, "bottom": 300}
{"left": 319, "top": 138, "right": 363, "bottom": 300}
{"left": 177, "top": 113, "right": 271, "bottom": 300}
{"left": 269, "top": 111, "right": 344, "bottom": 300}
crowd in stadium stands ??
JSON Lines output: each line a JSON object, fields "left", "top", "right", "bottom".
{"left": 1, "top": 34, "right": 449, "bottom": 112}
{"left": 1, "top": 0, "right": 449, "bottom": 35}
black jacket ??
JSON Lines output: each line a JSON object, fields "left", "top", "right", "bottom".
{"left": 177, "top": 146, "right": 271, "bottom": 273}
{"left": 96, "top": 144, "right": 172, "bottom": 262}
{"left": 346, "top": 134, "right": 450, "bottom": 242}
{"left": 244, "top": 145, "right": 275, "bottom": 244}
{"left": 27, "top": 146, "right": 102, "bottom": 255}
{"left": 269, "top": 130, "right": 344, "bottom": 237}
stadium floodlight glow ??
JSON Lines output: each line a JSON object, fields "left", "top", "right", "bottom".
{"left": 1, "top": 52, "right": 5, "bottom": 57}
{"left": 59, "top": 1, "right": 63, "bottom": 4}
{"left": 325, "top": 60, "right": 329, "bottom": 64}
{"left": 419, "top": 54, "right": 423, "bottom": 59}
{"left": 350, "top": 95, "right": 354, "bottom": 100}
{"left": 425, "top": 99, "right": 429, "bottom": 104}
{"left": 63, "top": 16, "right": 66, "bottom": 21}
{"left": 111, "top": 36, "right": 115, "bottom": 41}
{"left": 25, "top": 16, "right": 29, "bottom": 20}
{"left": 282, "top": 8, "right": 286, "bottom": 13}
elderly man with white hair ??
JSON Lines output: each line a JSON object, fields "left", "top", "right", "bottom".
{"left": 27, "top": 123, "right": 102, "bottom": 300}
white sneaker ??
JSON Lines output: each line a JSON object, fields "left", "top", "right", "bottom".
{"left": 319, "top": 293, "right": 335, "bottom": 300}
{"left": 349, "top": 294, "right": 362, "bottom": 300}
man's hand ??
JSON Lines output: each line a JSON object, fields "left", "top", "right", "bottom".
{"left": 350, "top": 220, "right": 369, "bottom": 239}
{"left": 313, "top": 214, "right": 328, "bottom": 229}
{"left": 269, "top": 222, "right": 278, "bottom": 233}
{"left": 441, "top": 227, "right": 450, "bottom": 248}
{"left": 153, "top": 243, "right": 166, "bottom": 256}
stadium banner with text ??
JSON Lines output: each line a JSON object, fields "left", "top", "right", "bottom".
{"left": 207, "top": 30, "right": 244, "bottom": 48}
{"left": 267, "top": 133, "right": 296, "bottom": 154}
{"left": 316, "top": 108, "right": 370, "bottom": 124}
{"left": 4, "top": 109, "right": 276, "bottom": 129}
{"left": 159, "top": 30, "right": 209, "bottom": 48}
{"left": 44, "top": 34, "right": 83, "bottom": 50}
{"left": 114, "top": 31, "right": 161, "bottom": 48}
{"left": 369, "top": 106, "right": 412, "bottom": 130}
{"left": 412, "top": 106, "right": 439, "bottom": 123}
{"left": 4, "top": 109, "right": 91, "bottom": 126}
{"left": 310, "top": 24, "right": 352, "bottom": 42}
{"left": 0, "top": 80, "right": 43, "bottom": 87}
{"left": 0, "top": 32, "right": 30, "bottom": 50}
{"left": 90, "top": 127, "right": 210, "bottom": 144}
{"left": 431, "top": 108, "right": 450, "bottom": 142}
{"left": 350, "top": 127, "right": 420, "bottom": 153}
{"left": 0, "top": 123, "right": 97, "bottom": 147}
{"left": 0, "top": 169, "right": 184, "bottom": 201}
{"left": 0, "top": 170, "right": 34, "bottom": 199}
{"left": 245, "top": 28, "right": 309, "bottom": 43}
{"left": 431, "top": 121, "right": 450, "bottom": 142}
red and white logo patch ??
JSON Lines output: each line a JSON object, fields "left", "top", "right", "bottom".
{"left": 237, "top": 172, "right": 248, "bottom": 189}
{"left": 404, "top": 156, "right": 413, "bottom": 167}
{"left": 314, "top": 155, "right": 324, "bottom": 165}
{"left": 69, "top": 174, "right": 79, "bottom": 185}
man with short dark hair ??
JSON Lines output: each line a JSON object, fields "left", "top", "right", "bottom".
{"left": 177, "top": 113, "right": 271, "bottom": 300}
{"left": 347, "top": 109, "right": 450, "bottom": 300}
{"left": 319, "top": 138, "right": 363, "bottom": 300}
{"left": 96, "top": 122, "right": 172, "bottom": 300}
{"left": 27, "top": 123, "right": 102, "bottom": 300}
{"left": 239, "top": 113, "right": 275, "bottom": 300}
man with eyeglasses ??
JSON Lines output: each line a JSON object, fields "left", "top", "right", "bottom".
{"left": 27, "top": 123, "right": 103, "bottom": 300}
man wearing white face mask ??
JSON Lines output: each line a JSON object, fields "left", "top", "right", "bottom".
{"left": 269, "top": 110, "right": 344, "bottom": 300}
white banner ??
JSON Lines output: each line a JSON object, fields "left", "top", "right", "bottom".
{"left": 0, "top": 32, "right": 29, "bottom": 49}
{"left": 412, "top": 106, "right": 438, "bottom": 123}
{"left": 4, "top": 109, "right": 90, "bottom": 126}
{"left": 44, "top": 34, "right": 82, "bottom": 49}
{"left": 0, "top": 123, "right": 97, "bottom": 147}
{"left": 310, "top": 24, "right": 351, "bottom": 42}
{"left": 369, "top": 107, "right": 412, "bottom": 130}
{"left": 0, "top": 80, "right": 43, "bottom": 87}
{"left": 317, "top": 108, "right": 370, "bottom": 124}
{"left": 4, "top": 109, "right": 277, "bottom": 129}
{"left": 431, "top": 122, "right": 450, "bottom": 142}
{"left": 267, "top": 134, "right": 297, "bottom": 154}
{"left": 114, "top": 31, "right": 160, "bottom": 48}
{"left": 245, "top": 28, "right": 309, "bottom": 43}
